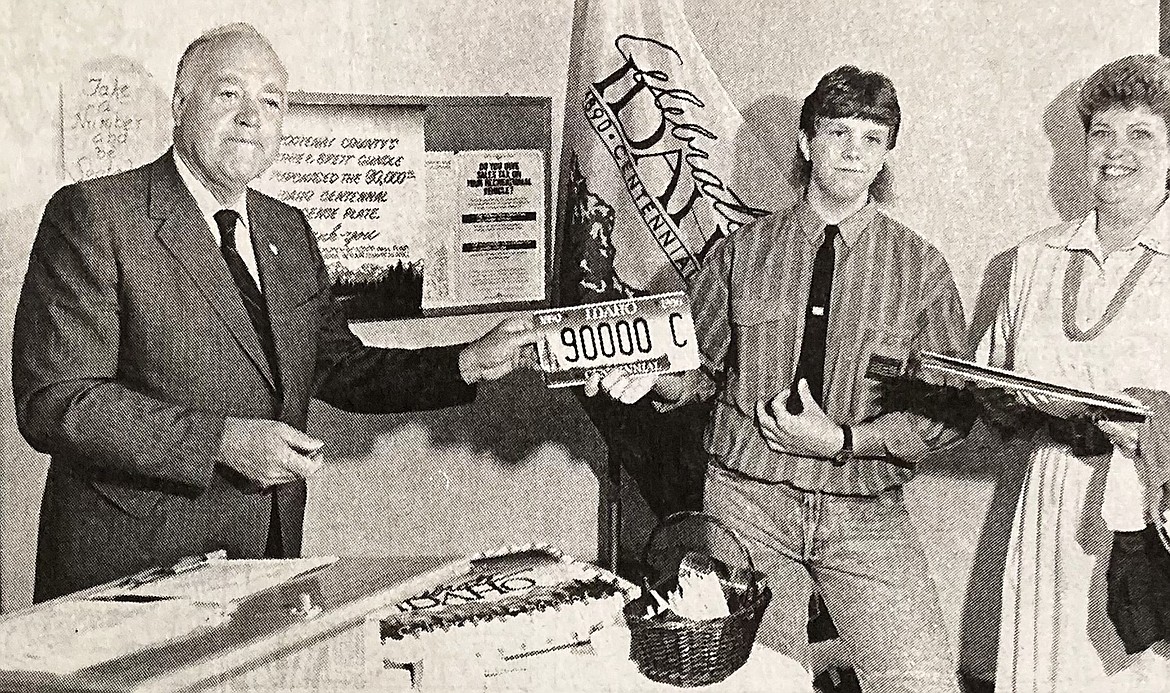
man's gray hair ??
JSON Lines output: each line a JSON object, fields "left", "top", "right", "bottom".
{"left": 174, "top": 23, "right": 278, "bottom": 96}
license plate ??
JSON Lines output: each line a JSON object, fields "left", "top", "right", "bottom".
{"left": 533, "top": 292, "right": 700, "bottom": 388}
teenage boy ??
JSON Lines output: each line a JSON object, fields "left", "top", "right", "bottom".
{"left": 591, "top": 65, "right": 969, "bottom": 692}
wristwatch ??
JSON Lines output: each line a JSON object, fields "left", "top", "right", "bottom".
{"left": 831, "top": 424, "right": 854, "bottom": 466}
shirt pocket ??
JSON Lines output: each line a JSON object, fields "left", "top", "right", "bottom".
{"left": 729, "top": 297, "right": 795, "bottom": 400}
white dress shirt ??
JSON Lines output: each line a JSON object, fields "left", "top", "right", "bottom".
{"left": 172, "top": 150, "right": 263, "bottom": 289}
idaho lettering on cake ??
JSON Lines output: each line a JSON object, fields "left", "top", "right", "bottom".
{"left": 533, "top": 292, "right": 701, "bottom": 388}
{"left": 375, "top": 546, "right": 633, "bottom": 652}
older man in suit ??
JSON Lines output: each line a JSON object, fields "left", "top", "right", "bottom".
{"left": 13, "top": 23, "right": 534, "bottom": 602}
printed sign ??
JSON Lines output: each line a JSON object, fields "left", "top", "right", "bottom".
{"left": 422, "top": 149, "right": 546, "bottom": 313}
{"left": 254, "top": 103, "right": 426, "bottom": 320}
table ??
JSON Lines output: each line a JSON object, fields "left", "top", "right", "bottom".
{"left": 0, "top": 557, "right": 812, "bottom": 693}
{"left": 485, "top": 644, "right": 813, "bottom": 693}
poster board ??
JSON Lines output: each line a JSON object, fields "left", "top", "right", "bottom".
{"left": 422, "top": 148, "right": 546, "bottom": 313}
{"left": 256, "top": 92, "right": 554, "bottom": 321}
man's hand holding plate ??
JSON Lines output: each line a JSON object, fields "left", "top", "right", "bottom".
{"left": 1016, "top": 390, "right": 1091, "bottom": 419}
{"left": 585, "top": 370, "right": 656, "bottom": 404}
{"left": 584, "top": 371, "right": 685, "bottom": 405}
{"left": 1097, "top": 419, "right": 1142, "bottom": 456}
{"left": 459, "top": 316, "right": 538, "bottom": 384}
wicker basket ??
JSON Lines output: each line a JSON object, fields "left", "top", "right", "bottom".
{"left": 623, "top": 511, "right": 772, "bottom": 687}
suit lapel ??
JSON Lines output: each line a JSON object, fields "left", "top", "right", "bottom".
{"left": 149, "top": 152, "right": 278, "bottom": 393}
{"left": 250, "top": 191, "right": 301, "bottom": 402}
{"left": 248, "top": 190, "right": 304, "bottom": 404}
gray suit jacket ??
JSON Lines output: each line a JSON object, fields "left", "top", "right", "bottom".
{"left": 13, "top": 151, "right": 475, "bottom": 601}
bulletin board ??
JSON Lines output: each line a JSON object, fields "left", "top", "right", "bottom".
{"left": 254, "top": 92, "right": 554, "bottom": 321}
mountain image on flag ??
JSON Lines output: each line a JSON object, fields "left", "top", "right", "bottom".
{"left": 558, "top": 0, "right": 767, "bottom": 309}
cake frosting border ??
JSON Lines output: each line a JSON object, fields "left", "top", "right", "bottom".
{"left": 377, "top": 544, "right": 634, "bottom": 642}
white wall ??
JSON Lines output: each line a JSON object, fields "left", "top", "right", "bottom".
{"left": 686, "top": 0, "right": 1156, "bottom": 302}
{"left": 0, "top": 0, "right": 1160, "bottom": 681}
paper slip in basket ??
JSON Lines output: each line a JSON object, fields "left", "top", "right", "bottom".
{"left": 533, "top": 292, "right": 700, "bottom": 388}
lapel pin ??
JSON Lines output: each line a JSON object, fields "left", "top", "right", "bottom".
{"left": 269, "top": 243, "right": 279, "bottom": 256}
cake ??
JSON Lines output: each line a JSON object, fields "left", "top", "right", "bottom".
{"left": 371, "top": 545, "right": 635, "bottom": 687}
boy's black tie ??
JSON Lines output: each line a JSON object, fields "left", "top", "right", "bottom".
{"left": 787, "top": 224, "right": 838, "bottom": 414}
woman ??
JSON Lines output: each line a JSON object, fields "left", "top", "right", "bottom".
{"left": 982, "top": 55, "right": 1170, "bottom": 691}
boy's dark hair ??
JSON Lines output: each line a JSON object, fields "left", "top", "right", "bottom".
{"left": 791, "top": 66, "right": 900, "bottom": 201}
{"left": 799, "top": 65, "right": 901, "bottom": 148}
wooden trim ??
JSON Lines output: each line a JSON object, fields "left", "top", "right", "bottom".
{"left": 288, "top": 92, "right": 550, "bottom": 109}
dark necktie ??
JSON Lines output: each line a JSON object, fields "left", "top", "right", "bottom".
{"left": 213, "top": 209, "right": 280, "bottom": 384}
{"left": 787, "top": 224, "right": 838, "bottom": 414}
{"left": 214, "top": 210, "right": 284, "bottom": 552}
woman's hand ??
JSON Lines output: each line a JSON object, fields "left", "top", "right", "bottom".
{"left": 1096, "top": 420, "right": 1141, "bottom": 456}
{"left": 1016, "top": 391, "right": 1090, "bottom": 419}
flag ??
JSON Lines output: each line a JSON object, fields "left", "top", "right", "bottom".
{"left": 557, "top": 0, "right": 768, "bottom": 306}
{"left": 556, "top": 0, "right": 768, "bottom": 538}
